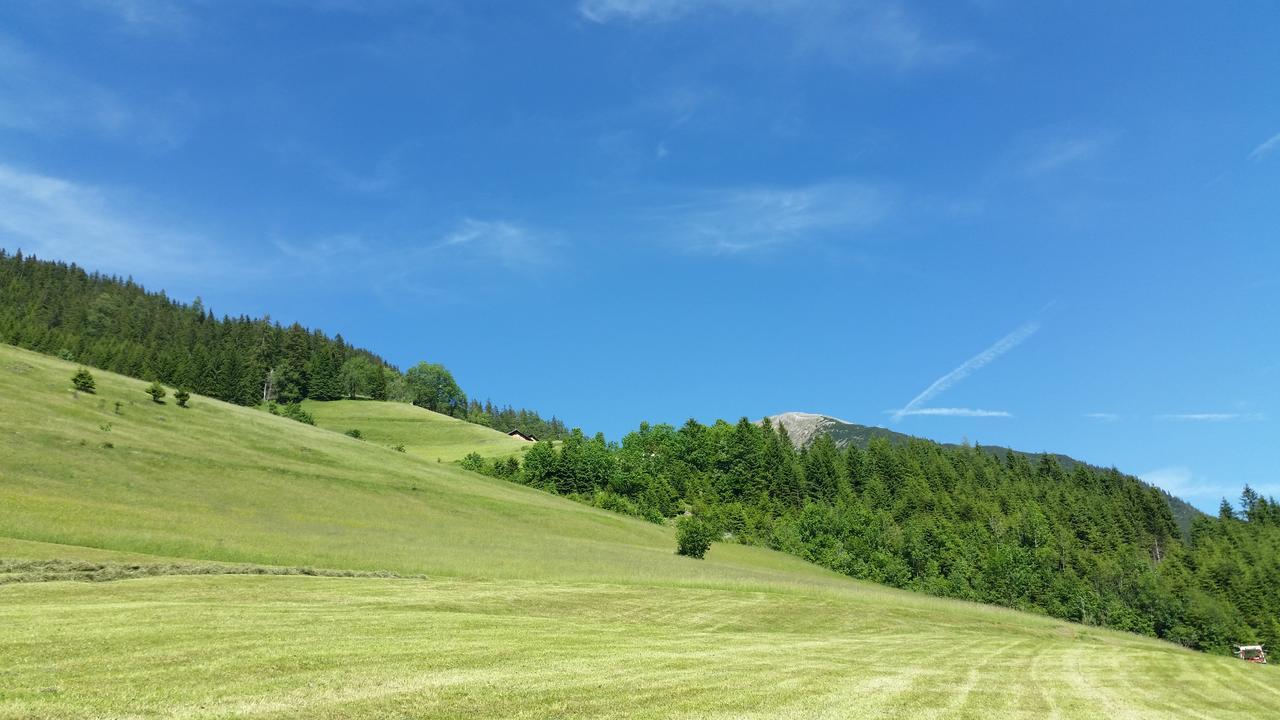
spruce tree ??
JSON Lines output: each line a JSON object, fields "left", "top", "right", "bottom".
{"left": 369, "top": 365, "right": 389, "bottom": 401}
{"left": 71, "top": 367, "right": 96, "bottom": 393}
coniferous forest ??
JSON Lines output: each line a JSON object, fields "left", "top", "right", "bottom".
{"left": 0, "top": 252, "right": 567, "bottom": 439}
{"left": 4, "top": 250, "right": 1278, "bottom": 656}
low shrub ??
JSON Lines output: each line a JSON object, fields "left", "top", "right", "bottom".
{"left": 676, "top": 515, "right": 717, "bottom": 559}
{"left": 174, "top": 388, "right": 191, "bottom": 408}
{"left": 280, "top": 403, "right": 315, "bottom": 425}
{"left": 145, "top": 380, "right": 166, "bottom": 404}
{"left": 459, "top": 452, "right": 486, "bottom": 472}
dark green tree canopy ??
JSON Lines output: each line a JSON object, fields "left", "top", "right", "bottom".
{"left": 0, "top": 254, "right": 394, "bottom": 408}
{"left": 404, "top": 362, "right": 467, "bottom": 417}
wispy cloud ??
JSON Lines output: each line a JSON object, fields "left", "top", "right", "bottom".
{"left": 1140, "top": 466, "right": 1224, "bottom": 500}
{"left": 1024, "top": 136, "right": 1106, "bottom": 175}
{"left": 1155, "top": 412, "right": 1266, "bottom": 423}
{"left": 269, "top": 140, "right": 421, "bottom": 195}
{"left": 83, "top": 0, "right": 192, "bottom": 32}
{"left": 0, "top": 161, "right": 223, "bottom": 278}
{"left": 578, "top": 0, "right": 975, "bottom": 71}
{"left": 265, "top": 217, "right": 563, "bottom": 307}
{"left": 656, "top": 181, "right": 890, "bottom": 254}
{"left": 0, "top": 160, "right": 559, "bottom": 305}
{"left": 1142, "top": 468, "right": 1279, "bottom": 511}
{"left": 433, "top": 218, "right": 557, "bottom": 270}
{"left": 0, "top": 33, "right": 188, "bottom": 148}
{"left": 272, "top": 233, "right": 370, "bottom": 271}
{"left": 1084, "top": 412, "right": 1120, "bottom": 422}
{"left": 579, "top": 0, "right": 696, "bottom": 23}
{"left": 893, "top": 407, "right": 1011, "bottom": 418}
{"left": 274, "top": 218, "right": 560, "bottom": 284}
{"left": 891, "top": 321, "right": 1038, "bottom": 422}
{"left": 1248, "top": 132, "right": 1280, "bottom": 162}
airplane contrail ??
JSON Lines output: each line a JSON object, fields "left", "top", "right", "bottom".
{"left": 891, "top": 321, "right": 1039, "bottom": 422}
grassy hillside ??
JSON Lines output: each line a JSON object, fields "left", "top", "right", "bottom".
{"left": 301, "top": 398, "right": 532, "bottom": 462}
{"left": 0, "top": 344, "right": 1275, "bottom": 719}
{"left": 0, "top": 345, "right": 818, "bottom": 584}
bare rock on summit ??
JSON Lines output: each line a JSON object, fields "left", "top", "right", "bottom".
{"left": 766, "top": 412, "right": 848, "bottom": 448}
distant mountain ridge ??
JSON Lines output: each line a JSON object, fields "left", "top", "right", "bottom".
{"left": 767, "top": 411, "right": 1205, "bottom": 535}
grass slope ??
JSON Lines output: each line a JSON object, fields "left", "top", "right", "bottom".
{"left": 301, "top": 398, "right": 532, "bottom": 462}
{"left": 0, "top": 344, "right": 1276, "bottom": 719}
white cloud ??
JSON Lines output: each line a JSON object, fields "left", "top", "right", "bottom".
{"left": 1248, "top": 132, "right": 1280, "bottom": 162}
{"left": 1155, "top": 413, "right": 1266, "bottom": 422}
{"left": 1084, "top": 412, "right": 1119, "bottom": 422}
{"left": 658, "top": 181, "right": 890, "bottom": 254}
{"left": 891, "top": 321, "right": 1038, "bottom": 422}
{"left": 578, "top": 0, "right": 974, "bottom": 71}
{"left": 0, "top": 162, "right": 220, "bottom": 278}
{"left": 893, "top": 407, "right": 1011, "bottom": 418}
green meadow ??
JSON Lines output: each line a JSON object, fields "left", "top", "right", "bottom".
{"left": 1, "top": 343, "right": 1276, "bottom": 719}
{"left": 300, "top": 397, "right": 533, "bottom": 463}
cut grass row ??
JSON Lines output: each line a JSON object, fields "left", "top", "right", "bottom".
{"left": 3, "top": 575, "right": 1278, "bottom": 719}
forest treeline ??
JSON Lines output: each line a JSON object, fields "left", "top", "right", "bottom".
{"left": 0, "top": 251, "right": 568, "bottom": 439}
{"left": 466, "top": 419, "right": 1280, "bottom": 655}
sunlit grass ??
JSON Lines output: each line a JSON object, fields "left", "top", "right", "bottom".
{"left": 301, "top": 398, "right": 532, "bottom": 462}
{"left": 0, "top": 345, "right": 857, "bottom": 585}
{"left": 0, "top": 344, "right": 1276, "bottom": 719}
{"left": 3, "top": 575, "right": 1277, "bottom": 719}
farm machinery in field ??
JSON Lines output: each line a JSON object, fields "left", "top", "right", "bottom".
{"left": 1233, "top": 645, "right": 1267, "bottom": 664}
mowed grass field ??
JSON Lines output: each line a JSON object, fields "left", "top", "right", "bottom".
{"left": 300, "top": 398, "right": 533, "bottom": 462}
{"left": 0, "top": 344, "right": 1276, "bottom": 718}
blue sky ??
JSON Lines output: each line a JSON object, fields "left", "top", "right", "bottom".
{"left": 1, "top": 1, "right": 1277, "bottom": 511}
